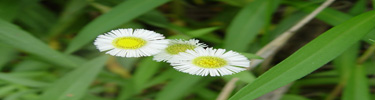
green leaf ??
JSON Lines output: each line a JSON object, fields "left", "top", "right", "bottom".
{"left": 133, "top": 57, "right": 162, "bottom": 93}
{"left": 144, "top": 68, "right": 177, "bottom": 88}
{"left": 156, "top": 72, "right": 203, "bottom": 100}
{"left": 4, "top": 89, "right": 37, "bottom": 100}
{"left": 0, "top": 85, "right": 17, "bottom": 96}
{"left": 333, "top": 43, "right": 359, "bottom": 82}
{"left": 342, "top": 65, "right": 371, "bottom": 100}
{"left": 224, "top": 0, "right": 280, "bottom": 52}
{"left": 40, "top": 56, "right": 108, "bottom": 100}
{"left": 64, "top": 0, "right": 171, "bottom": 54}
{"left": 0, "top": 43, "right": 18, "bottom": 70}
{"left": 348, "top": 0, "right": 366, "bottom": 15}
{"left": 138, "top": 10, "right": 169, "bottom": 28}
{"left": 286, "top": 1, "right": 375, "bottom": 45}
{"left": 229, "top": 11, "right": 375, "bottom": 100}
{"left": 0, "top": 73, "right": 50, "bottom": 87}
{"left": 0, "top": 19, "right": 78, "bottom": 68}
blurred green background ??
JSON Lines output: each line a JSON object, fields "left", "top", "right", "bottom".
{"left": 0, "top": 0, "right": 374, "bottom": 100}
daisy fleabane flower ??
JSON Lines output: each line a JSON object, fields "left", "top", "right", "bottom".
{"left": 94, "top": 28, "right": 169, "bottom": 57}
{"left": 153, "top": 39, "right": 207, "bottom": 62}
{"left": 169, "top": 48, "right": 250, "bottom": 76}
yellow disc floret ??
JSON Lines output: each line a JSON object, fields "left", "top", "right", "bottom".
{"left": 193, "top": 56, "right": 227, "bottom": 68}
{"left": 113, "top": 37, "right": 146, "bottom": 49}
{"left": 166, "top": 44, "right": 196, "bottom": 55}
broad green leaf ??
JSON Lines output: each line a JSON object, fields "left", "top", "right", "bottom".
{"left": 0, "top": 73, "right": 50, "bottom": 87}
{"left": 229, "top": 11, "right": 375, "bottom": 100}
{"left": 0, "top": 19, "right": 78, "bottom": 68}
{"left": 133, "top": 57, "right": 162, "bottom": 93}
{"left": 224, "top": 0, "right": 280, "bottom": 52}
{"left": 64, "top": 0, "right": 171, "bottom": 54}
{"left": 40, "top": 56, "right": 108, "bottom": 100}
{"left": 156, "top": 72, "right": 203, "bottom": 100}
{"left": 343, "top": 65, "right": 371, "bottom": 100}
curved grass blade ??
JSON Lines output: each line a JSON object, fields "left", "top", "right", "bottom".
{"left": 229, "top": 11, "right": 375, "bottom": 100}
{"left": 223, "top": 0, "right": 280, "bottom": 51}
{"left": 40, "top": 56, "right": 108, "bottom": 100}
{"left": 0, "top": 19, "right": 78, "bottom": 68}
{"left": 64, "top": 0, "right": 170, "bottom": 54}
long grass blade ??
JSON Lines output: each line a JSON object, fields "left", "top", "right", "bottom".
{"left": 223, "top": 0, "right": 280, "bottom": 52}
{"left": 40, "top": 56, "right": 108, "bottom": 100}
{"left": 0, "top": 19, "right": 78, "bottom": 68}
{"left": 229, "top": 11, "right": 375, "bottom": 100}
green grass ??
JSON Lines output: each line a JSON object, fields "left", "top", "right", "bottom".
{"left": 0, "top": 0, "right": 374, "bottom": 100}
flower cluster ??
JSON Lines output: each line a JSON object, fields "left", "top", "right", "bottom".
{"left": 94, "top": 28, "right": 250, "bottom": 76}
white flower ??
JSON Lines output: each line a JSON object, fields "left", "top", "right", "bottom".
{"left": 153, "top": 39, "right": 207, "bottom": 62}
{"left": 169, "top": 48, "right": 250, "bottom": 76}
{"left": 94, "top": 28, "right": 169, "bottom": 57}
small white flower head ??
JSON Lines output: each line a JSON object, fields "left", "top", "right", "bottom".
{"left": 94, "top": 28, "right": 169, "bottom": 57}
{"left": 153, "top": 39, "right": 207, "bottom": 62}
{"left": 169, "top": 48, "right": 250, "bottom": 76}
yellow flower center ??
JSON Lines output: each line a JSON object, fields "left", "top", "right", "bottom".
{"left": 113, "top": 37, "right": 146, "bottom": 49}
{"left": 193, "top": 56, "right": 227, "bottom": 68}
{"left": 166, "top": 44, "right": 196, "bottom": 55}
